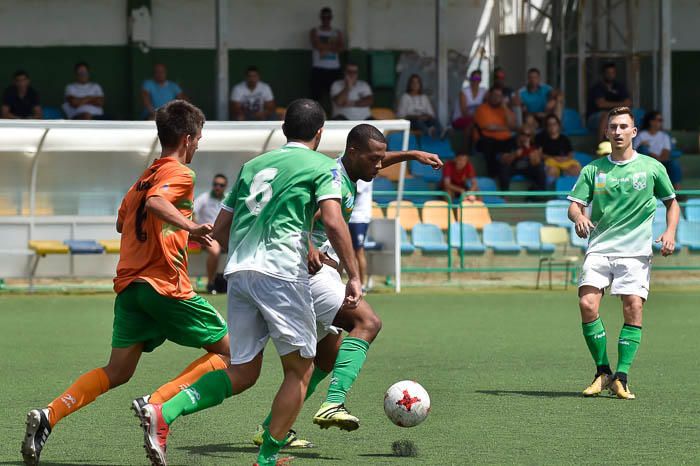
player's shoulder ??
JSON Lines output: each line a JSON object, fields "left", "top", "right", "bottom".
{"left": 636, "top": 153, "right": 666, "bottom": 170}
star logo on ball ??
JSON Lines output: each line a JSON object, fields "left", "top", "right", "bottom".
{"left": 396, "top": 389, "right": 421, "bottom": 411}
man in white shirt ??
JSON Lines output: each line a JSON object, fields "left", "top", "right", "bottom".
{"left": 348, "top": 178, "right": 373, "bottom": 287}
{"left": 330, "top": 63, "right": 373, "bottom": 121}
{"left": 229, "top": 66, "right": 276, "bottom": 121}
{"left": 62, "top": 62, "right": 104, "bottom": 119}
{"left": 194, "top": 174, "right": 227, "bottom": 293}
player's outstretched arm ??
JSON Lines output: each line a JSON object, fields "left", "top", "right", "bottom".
{"left": 212, "top": 209, "right": 233, "bottom": 248}
{"left": 382, "top": 150, "right": 443, "bottom": 170}
{"left": 145, "top": 196, "right": 212, "bottom": 237}
{"left": 656, "top": 198, "right": 680, "bottom": 256}
{"left": 568, "top": 201, "right": 594, "bottom": 238}
{"left": 320, "top": 198, "right": 362, "bottom": 307}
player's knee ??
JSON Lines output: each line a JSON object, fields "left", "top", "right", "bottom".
{"left": 366, "top": 313, "right": 382, "bottom": 338}
{"left": 622, "top": 298, "right": 643, "bottom": 317}
{"left": 578, "top": 295, "right": 598, "bottom": 316}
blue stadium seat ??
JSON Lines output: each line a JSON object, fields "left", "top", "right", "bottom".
{"left": 42, "top": 106, "right": 64, "bottom": 119}
{"left": 632, "top": 107, "right": 646, "bottom": 126}
{"left": 483, "top": 222, "right": 522, "bottom": 254}
{"left": 373, "top": 177, "right": 396, "bottom": 205}
{"left": 448, "top": 222, "right": 486, "bottom": 254}
{"left": 516, "top": 221, "right": 556, "bottom": 254}
{"left": 555, "top": 176, "right": 578, "bottom": 197}
{"left": 678, "top": 221, "right": 700, "bottom": 252}
{"left": 387, "top": 132, "right": 418, "bottom": 152}
{"left": 409, "top": 160, "right": 442, "bottom": 183}
{"left": 403, "top": 178, "right": 434, "bottom": 205}
{"left": 573, "top": 152, "right": 593, "bottom": 167}
{"left": 419, "top": 135, "right": 455, "bottom": 159}
{"left": 412, "top": 223, "right": 449, "bottom": 253}
{"left": 685, "top": 199, "right": 700, "bottom": 222}
{"left": 545, "top": 200, "right": 571, "bottom": 227}
{"left": 562, "top": 108, "right": 588, "bottom": 136}
{"left": 570, "top": 225, "right": 588, "bottom": 252}
{"left": 400, "top": 226, "right": 415, "bottom": 255}
{"left": 63, "top": 240, "right": 105, "bottom": 254}
{"left": 475, "top": 177, "right": 505, "bottom": 204}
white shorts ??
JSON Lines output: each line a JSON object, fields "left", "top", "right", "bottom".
{"left": 579, "top": 255, "right": 651, "bottom": 300}
{"left": 310, "top": 264, "right": 345, "bottom": 341}
{"left": 226, "top": 270, "right": 316, "bottom": 364}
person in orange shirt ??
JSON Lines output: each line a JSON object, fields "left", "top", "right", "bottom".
{"left": 22, "top": 100, "right": 230, "bottom": 466}
{"left": 474, "top": 85, "right": 517, "bottom": 181}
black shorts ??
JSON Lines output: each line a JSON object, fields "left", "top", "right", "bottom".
{"left": 348, "top": 222, "right": 369, "bottom": 250}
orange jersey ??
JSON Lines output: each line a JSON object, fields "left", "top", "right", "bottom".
{"left": 114, "top": 157, "right": 196, "bottom": 299}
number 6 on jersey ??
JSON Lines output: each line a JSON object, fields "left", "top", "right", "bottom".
{"left": 245, "top": 168, "right": 278, "bottom": 215}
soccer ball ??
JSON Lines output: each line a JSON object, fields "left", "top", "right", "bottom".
{"left": 383, "top": 380, "right": 431, "bottom": 427}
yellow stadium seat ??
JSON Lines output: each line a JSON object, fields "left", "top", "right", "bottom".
{"left": 99, "top": 239, "right": 121, "bottom": 254}
{"left": 536, "top": 226, "right": 579, "bottom": 290}
{"left": 421, "top": 200, "right": 455, "bottom": 230}
{"left": 371, "top": 202, "right": 384, "bottom": 219}
{"left": 460, "top": 200, "right": 492, "bottom": 230}
{"left": 276, "top": 106, "right": 286, "bottom": 119}
{"left": 371, "top": 107, "right": 397, "bottom": 120}
{"left": 378, "top": 162, "right": 411, "bottom": 182}
{"left": 28, "top": 240, "right": 69, "bottom": 255}
{"left": 386, "top": 200, "right": 421, "bottom": 231}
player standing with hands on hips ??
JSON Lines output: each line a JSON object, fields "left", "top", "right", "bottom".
{"left": 567, "top": 107, "right": 680, "bottom": 399}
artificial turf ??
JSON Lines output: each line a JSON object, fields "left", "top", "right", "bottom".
{"left": 1, "top": 289, "right": 698, "bottom": 465}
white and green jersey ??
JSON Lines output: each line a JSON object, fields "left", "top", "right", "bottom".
{"left": 222, "top": 143, "right": 342, "bottom": 282}
{"left": 568, "top": 152, "right": 675, "bottom": 256}
{"left": 311, "top": 157, "right": 357, "bottom": 262}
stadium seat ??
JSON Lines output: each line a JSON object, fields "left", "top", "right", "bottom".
{"left": 573, "top": 152, "right": 593, "bottom": 167}
{"left": 562, "top": 108, "right": 588, "bottom": 136}
{"left": 412, "top": 223, "right": 449, "bottom": 253}
{"left": 371, "top": 202, "right": 385, "bottom": 219}
{"left": 386, "top": 200, "right": 421, "bottom": 231}
{"left": 569, "top": 225, "right": 588, "bottom": 252}
{"left": 545, "top": 200, "right": 571, "bottom": 227}
{"left": 449, "top": 222, "right": 486, "bottom": 254}
{"left": 373, "top": 177, "right": 396, "bottom": 205}
{"left": 28, "top": 240, "right": 70, "bottom": 290}
{"left": 460, "top": 200, "right": 492, "bottom": 230}
{"left": 410, "top": 160, "right": 442, "bottom": 183}
{"left": 403, "top": 178, "right": 434, "bottom": 205}
{"left": 64, "top": 240, "right": 104, "bottom": 254}
{"left": 483, "top": 222, "right": 522, "bottom": 254}
{"left": 516, "top": 222, "right": 555, "bottom": 254}
{"left": 685, "top": 199, "right": 700, "bottom": 222}
{"left": 421, "top": 200, "right": 454, "bottom": 230}
{"left": 400, "top": 226, "right": 415, "bottom": 255}
{"left": 537, "top": 226, "right": 579, "bottom": 289}
{"left": 632, "top": 107, "right": 646, "bottom": 126}
{"left": 42, "top": 106, "right": 64, "bottom": 119}
{"left": 99, "top": 239, "right": 121, "bottom": 253}
{"left": 475, "top": 177, "right": 505, "bottom": 204}
{"left": 378, "top": 161, "right": 406, "bottom": 181}
{"left": 371, "top": 107, "right": 397, "bottom": 120}
{"left": 555, "top": 176, "right": 578, "bottom": 196}
{"left": 419, "top": 135, "right": 455, "bottom": 159}
{"left": 387, "top": 132, "right": 418, "bottom": 152}
{"left": 275, "top": 106, "right": 286, "bottom": 119}
{"left": 678, "top": 220, "right": 700, "bottom": 252}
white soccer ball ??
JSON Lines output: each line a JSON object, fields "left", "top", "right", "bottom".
{"left": 383, "top": 380, "right": 431, "bottom": 427}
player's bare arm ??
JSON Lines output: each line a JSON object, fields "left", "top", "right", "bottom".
{"left": 568, "top": 201, "right": 594, "bottom": 238}
{"left": 145, "top": 196, "right": 213, "bottom": 246}
{"left": 211, "top": 208, "right": 233, "bottom": 247}
{"left": 381, "top": 150, "right": 443, "bottom": 170}
{"left": 656, "top": 198, "right": 680, "bottom": 256}
{"left": 320, "top": 198, "right": 362, "bottom": 307}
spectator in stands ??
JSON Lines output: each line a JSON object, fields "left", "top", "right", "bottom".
{"left": 635, "top": 110, "right": 681, "bottom": 189}
{"left": 62, "top": 62, "right": 104, "bottom": 120}
{"left": 441, "top": 153, "right": 479, "bottom": 201}
{"left": 330, "top": 63, "right": 373, "bottom": 120}
{"left": 517, "top": 67, "right": 562, "bottom": 126}
{"left": 587, "top": 62, "right": 631, "bottom": 141}
{"left": 229, "top": 66, "right": 276, "bottom": 121}
{"left": 349, "top": 179, "right": 372, "bottom": 290}
{"left": 310, "top": 6, "right": 344, "bottom": 113}
{"left": 1, "top": 70, "right": 42, "bottom": 119}
{"left": 194, "top": 174, "right": 227, "bottom": 293}
{"left": 493, "top": 67, "right": 514, "bottom": 101}
{"left": 452, "top": 70, "right": 487, "bottom": 147}
{"left": 142, "top": 63, "right": 186, "bottom": 119}
{"left": 499, "top": 127, "right": 546, "bottom": 191}
{"left": 474, "top": 85, "right": 517, "bottom": 180}
{"left": 397, "top": 74, "right": 443, "bottom": 138}
{"left": 536, "top": 114, "right": 581, "bottom": 180}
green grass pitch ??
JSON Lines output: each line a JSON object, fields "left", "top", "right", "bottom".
{"left": 1, "top": 289, "right": 698, "bottom": 465}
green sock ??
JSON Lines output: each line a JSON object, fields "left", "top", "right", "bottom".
{"left": 262, "top": 367, "right": 328, "bottom": 429}
{"left": 582, "top": 317, "right": 610, "bottom": 368}
{"left": 616, "top": 324, "right": 642, "bottom": 375}
{"left": 161, "top": 370, "right": 232, "bottom": 425}
{"left": 326, "top": 337, "right": 370, "bottom": 404}
{"left": 257, "top": 428, "right": 286, "bottom": 466}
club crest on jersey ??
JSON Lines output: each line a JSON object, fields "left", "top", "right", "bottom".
{"left": 632, "top": 172, "right": 647, "bottom": 191}
{"left": 594, "top": 172, "right": 607, "bottom": 189}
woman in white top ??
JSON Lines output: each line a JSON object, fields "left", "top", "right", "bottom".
{"left": 634, "top": 110, "right": 681, "bottom": 189}
{"left": 452, "top": 70, "right": 487, "bottom": 129}
{"left": 396, "top": 74, "right": 443, "bottom": 138}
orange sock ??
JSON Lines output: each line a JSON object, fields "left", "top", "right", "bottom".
{"left": 149, "top": 353, "right": 228, "bottom": 404}
{"left": 47, "top": 368, "right": 110, "bottom": 428}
